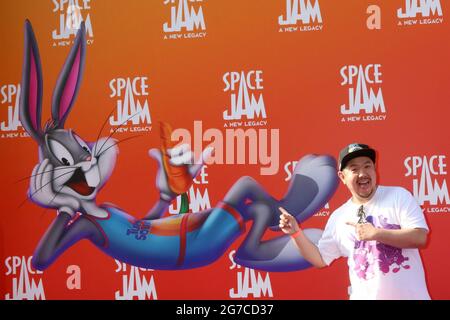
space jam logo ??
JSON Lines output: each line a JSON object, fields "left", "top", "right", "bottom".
{"left": 114, "top": 260, "right": 158, "bottom": 300}
{"left": 404, "top": 155, "right": 450, "bottom": 213}
{"left": 0, "top": 84, "right": 28, "bottom": 139}
{"left": 163, "top": 0, "right": 207, "bottom": 40}
{"left": 339, "top": 64, "right": 387, "bottom": 123}
{"left": 127, "top": 220, "right": 151, "bottom": 240}
{"left": 4, "top": 256, "right": 45, "bottom": 300}
{"left": 222, "top": 70, "right": 267, "bottom": 127}
{"left": 108, "top": 76, "right": 152, "bottom": 134}
{"left": 397, "top": 0, "right": 444, "bottom": 26}
{"left": 52, "top": 0, "right": 94, "bottom": 46}
{"left": 278, "top": 0, "right": 323, "bottom": 33}
{"left": 228, "top": 250, "right": 273, "bottom": 298}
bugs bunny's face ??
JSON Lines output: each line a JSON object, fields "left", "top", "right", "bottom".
{"left": 41, "top": 129, "right": 118, "bottom": 200}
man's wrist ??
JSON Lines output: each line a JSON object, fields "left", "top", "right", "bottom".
{"left": 290, "top": 229, "right": 302, "bottom": 239}
{"left": 372, "top": 226, "right": 382, "bottom": 242}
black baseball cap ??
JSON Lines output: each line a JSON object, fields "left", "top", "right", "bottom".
{"left": 338, "top": 143, "right": 376, "bottom": 171}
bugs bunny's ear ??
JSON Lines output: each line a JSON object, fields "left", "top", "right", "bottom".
{"left": 19, "top": 19, "right": 44, "bottom": 143}
{"left": 51, "top": 21, "right": 86, "bottom": 129}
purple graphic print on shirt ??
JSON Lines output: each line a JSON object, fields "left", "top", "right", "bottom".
{"left": 352, "top": 215, "right": 410, "bottom": 280}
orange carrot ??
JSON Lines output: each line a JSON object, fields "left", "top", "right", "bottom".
{"left": 159, "top": 121, "right": 192, "bottom": 195}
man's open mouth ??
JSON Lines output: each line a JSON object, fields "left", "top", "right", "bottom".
{"left": 358, "top": 178, "right": 370, "bottom": 187}
{"left": 65, "top": 168, "right": 96, "bottom": 196}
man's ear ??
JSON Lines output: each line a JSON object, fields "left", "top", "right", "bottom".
{"left": 337, "top": 170, "right": 346, "bottom": 184}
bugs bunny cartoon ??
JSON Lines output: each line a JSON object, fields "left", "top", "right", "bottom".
{"left": 20, "top": 20, "right": 338, "bottom": 272}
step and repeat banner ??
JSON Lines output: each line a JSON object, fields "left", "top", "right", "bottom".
{"left": 0, "top": 0, "right": 449, "bottom": 300}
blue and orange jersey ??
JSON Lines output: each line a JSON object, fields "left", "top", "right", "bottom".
{"left": 84, "top": 202, "right": 245, "bottom": 269}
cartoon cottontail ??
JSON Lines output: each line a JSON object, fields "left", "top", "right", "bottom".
{"left": 20, "top": 20, "right": 338, "bottom": 272}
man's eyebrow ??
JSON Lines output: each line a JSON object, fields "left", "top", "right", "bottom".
{"left": 348, "top": 160, "right": 373, "bottom": 168}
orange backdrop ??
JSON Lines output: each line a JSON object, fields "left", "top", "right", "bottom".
{"left": 1, "top": 0, "right": 449, "bottom": 299}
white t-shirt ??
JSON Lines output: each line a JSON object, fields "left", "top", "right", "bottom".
{"left": 317, "top": 186, "right": 430, "bottom": 300}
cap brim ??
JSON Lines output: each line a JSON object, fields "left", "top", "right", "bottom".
{"left": 340, "top": 149, "right": 376, "bottom": 171}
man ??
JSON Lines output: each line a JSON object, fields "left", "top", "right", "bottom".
{"left": 279, "top": 143, "right": 431, "bottom": 299}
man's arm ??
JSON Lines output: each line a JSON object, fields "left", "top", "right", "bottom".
{"left": 279, "top": 207, "right": 328, "bottom": 268}
{"left": 346, "top": 222, "right": 428, "bottom": 248}
{"left": 376, "top": 227, "right": 428, "bottom": 248}
{"left": 290, "top": 228, "right": 328, "bottom": 268}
